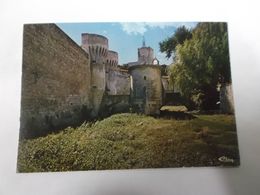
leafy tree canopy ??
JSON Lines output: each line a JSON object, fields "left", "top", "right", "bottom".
{"left": 161, "top": 23, "right": 231, "bottom": 110}
{"left": 159, "top": 26, "right": 192, "bottom": 59}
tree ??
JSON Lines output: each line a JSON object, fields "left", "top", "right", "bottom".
{"left": 159, "top": 26, "right": 192, "bottom": 59}
{"left": 165, "top": 22, "right": 231, "bottom": 110}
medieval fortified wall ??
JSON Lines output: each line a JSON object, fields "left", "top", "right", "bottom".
{"left": 20, "top": 24, "right": 92, "bottom": 138}
{"left": 20, "top": 23, "right": 160, "bottom": 139}
{"left": 20, "top": 23, "right": 234, "bottom": 139}
{"left": 21, "top": 24, "right": 132, "bottom": 138}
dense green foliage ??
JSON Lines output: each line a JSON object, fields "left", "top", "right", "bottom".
{"left": 160, "top": 23, "right": 231, "bottom": 110}
{"left": 17, "top": 113, "right": 239, "bottom": 172}
{"left": 159, "top": 26, "right": 192, "bottom": 59}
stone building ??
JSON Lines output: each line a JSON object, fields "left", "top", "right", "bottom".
{"left": 126, "top": 38, "right": 163, "bottom": 114}
{"left": 129, "top": 65, "right": 162, "bottom": 114}
{"left": 20, "top": 24, "right": 166, "bottom": 139}
{"left": 125, "top": 38, "right": 156, "bottom": 67}
{"left": 137, "top": 46, "right": 154, "bottom": 65}
{"left": 81, "top": 33, "right": 108, "bottom": 116}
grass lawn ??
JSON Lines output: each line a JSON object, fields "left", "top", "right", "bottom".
{"left": 17, "top": 113, "right": 240, "bottom": 172}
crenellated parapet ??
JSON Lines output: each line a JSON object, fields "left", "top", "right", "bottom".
{"left": 81, "top": 33, "right": 108, "bottom": 64}
{"left": 107, "top": 50, "right": 118, "bottom": 67}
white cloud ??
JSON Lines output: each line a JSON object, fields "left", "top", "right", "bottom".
{"left": 145, "top": 22, "right": 179, "bottom": 29}
{"left": 149, "top": 22, "right": 197, "bottom": 29}
{"left": 120, "top": 22, "right": 197, "bottom": 35}
{"left": 120, "top": 23, "right": 147, "bottom": 35}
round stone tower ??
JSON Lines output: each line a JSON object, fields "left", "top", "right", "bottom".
{"left": 81, "top": 33, "right": 108, "bottom": 64}
{"left": 107, "top": 50, "right": 118, "bottom": 67}
{"left": 81, "top": 33, "right": 109, "bottom": 116}
{"left": 129, "top": 65, "right": 162, "bottom": 115}
{"left": 138, "top": 47, "right": 154, "bottom": 65}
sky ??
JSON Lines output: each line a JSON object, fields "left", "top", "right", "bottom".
{"left": 57, "top": 22, "right": 197, "bottom": 65}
